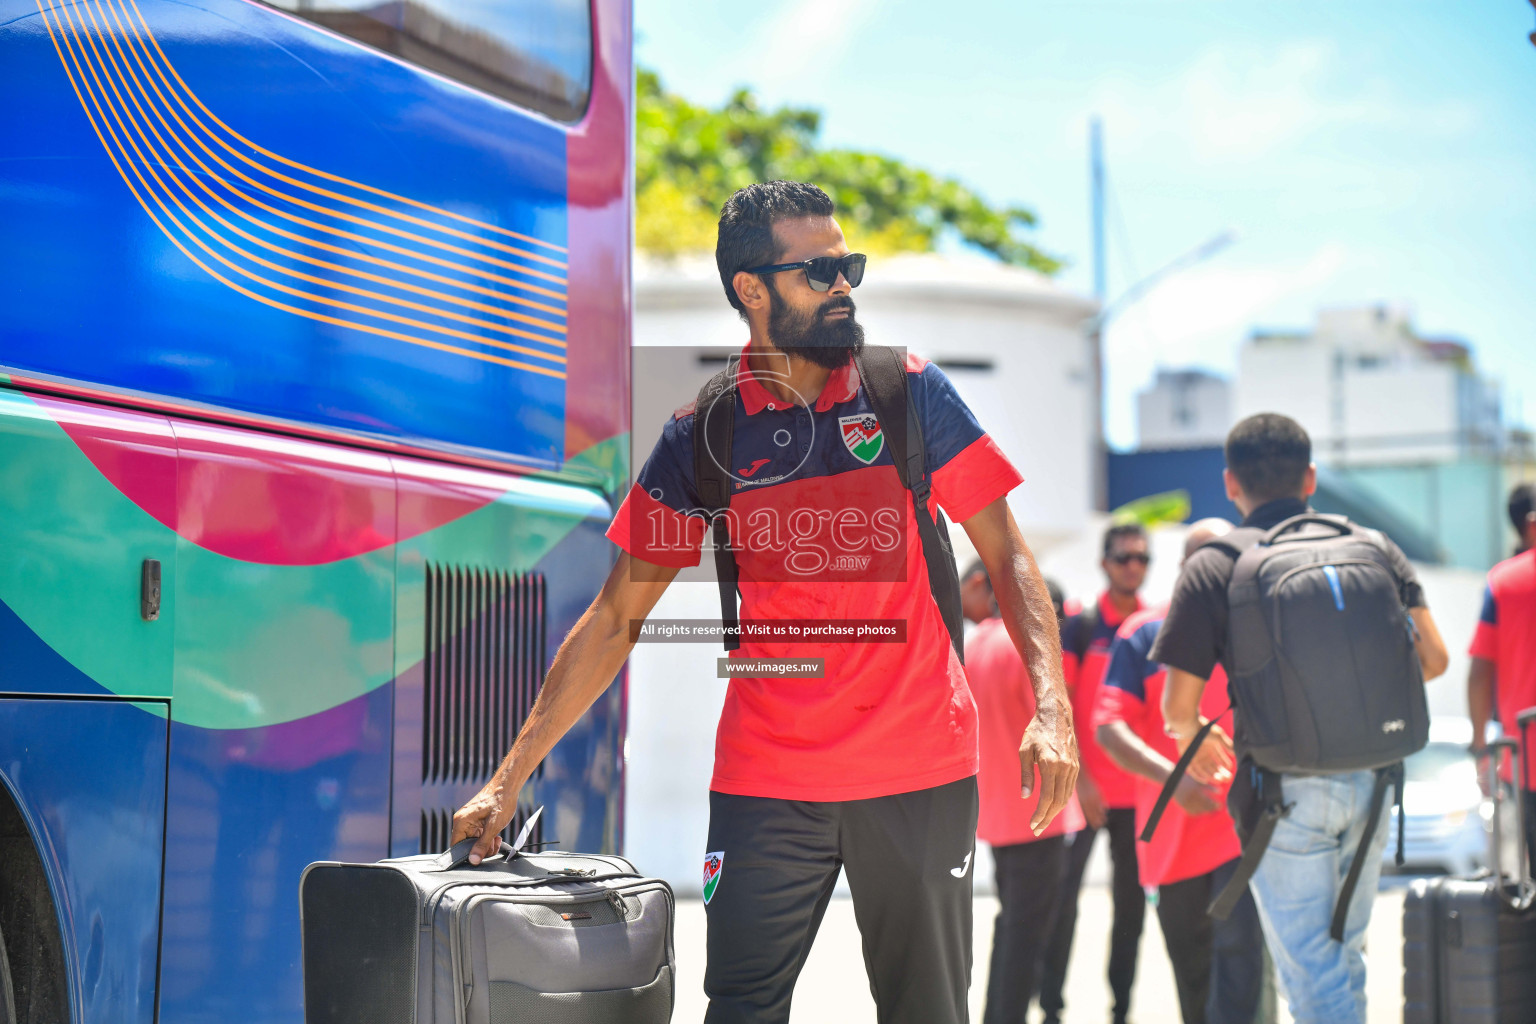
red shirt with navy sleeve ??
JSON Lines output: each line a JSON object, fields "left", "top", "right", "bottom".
{"left": 1470, "top": 549, "right": 1536, "bottom": 787}
{"left": 1093, "top": 605, "right": 1240, "bottom": 887}
{"left": 1063, "top": 591, "right": 1144, "bottom": 810}
{"left": 967, "top": 616, "right": 1085, "bottom": 847}
{"left": 607, "top": 346, "right": 1024, "bottom": 801}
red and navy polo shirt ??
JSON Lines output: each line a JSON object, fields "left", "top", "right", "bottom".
{"left": 1093, "top": 606, "right": 1239, "bottom": 888}
{"left": 1470, "top": 549, "right": 1536, "bottom": 787}
{"left": 968, "top": 616, "right": 1085, "bottom": 847}
{"left": 607, "top": 345, "right": 1023, "bottom": 801}
{"left": 1063, "top": 591, "right": 1143, "bottom": 810}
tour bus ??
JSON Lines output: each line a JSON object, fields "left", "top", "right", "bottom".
{"left": 0, "top": 0, "right": 632, "bottom": 1020}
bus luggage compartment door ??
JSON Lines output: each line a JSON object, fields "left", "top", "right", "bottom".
{"left": 0, "top": 696, "right": 169, "bottom": 1024}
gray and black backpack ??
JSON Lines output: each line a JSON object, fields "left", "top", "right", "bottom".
{"left": 1222, "top": 513, "right": 1429, "bottom": 773}
{"left": 1145, "top": 513, "right": 1429, "bottom": 940}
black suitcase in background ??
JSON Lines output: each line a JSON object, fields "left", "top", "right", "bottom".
{"left": 1403, "top": 729, "right": 1536, "bottom": 1024}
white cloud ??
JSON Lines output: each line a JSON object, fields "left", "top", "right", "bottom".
{"left": 1103, "top": 242, "right": 1350, "bottom": 446}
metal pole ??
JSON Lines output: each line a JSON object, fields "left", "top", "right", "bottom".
{"left": 1090, "top": 117, "right": 1108, "bottom": 511}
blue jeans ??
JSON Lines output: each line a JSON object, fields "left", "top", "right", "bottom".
{"left": 1247, "top": 771, "right": 1391, "bottom": 1024}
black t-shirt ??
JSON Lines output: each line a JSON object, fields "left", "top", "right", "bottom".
{"left": 1149, "top": 497, "right": 1428, "bottom": 680}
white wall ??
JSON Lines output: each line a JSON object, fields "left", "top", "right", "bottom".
{"left": 1234, "top": 335, "right": 1334, "bottom": 444}
{"left": 1138, "top": 372, "right": 1232, "bottom": 449}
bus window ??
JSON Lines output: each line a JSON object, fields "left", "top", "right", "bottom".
{"left": 266, "top": 0, "right": 593, "bottom": 123}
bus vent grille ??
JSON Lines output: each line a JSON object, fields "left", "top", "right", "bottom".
{"left": 420, "top": 804, "right": 544, "bottom": 858}
{"left": 418, "top": 564, "right": 547, "bottom": 855}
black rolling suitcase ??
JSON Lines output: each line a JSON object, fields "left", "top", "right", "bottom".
{"left": 1402, "top": 725, "right": 1536, "bottom": 1024}
{"left": 300, "top": 810, "right": 675, "bottom": 1024}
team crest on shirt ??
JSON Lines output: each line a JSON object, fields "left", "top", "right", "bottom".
{"left": 702, "top": 851, "right": 725, "bottom": 904}
{"left": 839, "top": 414, "right": 884, "bottom": 464}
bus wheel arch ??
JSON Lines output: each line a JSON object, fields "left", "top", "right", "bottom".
{"left": 0, "top": 778, "right": 69, "bottom": 1024}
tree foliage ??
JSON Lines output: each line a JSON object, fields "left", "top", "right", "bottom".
{"left": 635, "top": 69, "right": 1061, "bottom": 273}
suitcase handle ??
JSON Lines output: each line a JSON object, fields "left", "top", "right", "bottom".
{"left": 436, "top": 807, "right": 546, "bottom": 870}
{"left": 1476, "top": 739, "right": 1534, "bottom": 909}
{"left": 437, "top": 838, "right": 515, "bottom": 871}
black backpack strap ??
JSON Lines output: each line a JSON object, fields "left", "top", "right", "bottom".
{"left": 1067, "top": 603, "right": 1099, "bottom": 662}
{"left": 1207, "top": 767, "right": 1289, "bottom": 920}
{"left": 1139, "top": 703, "right": 1232, "bottom": 842}
{"left": 693, "top": 360, "right": 741, "bottom": 652}
{"left": 853, "top": 347, "right": 966, "bottom": 662}
{"left": 1327, "top": 763, "right": 1402, "bottom": 942}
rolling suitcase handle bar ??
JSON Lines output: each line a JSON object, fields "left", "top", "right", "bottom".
{"left": 1477, "top": 736, "right": 1534, "bottom": 910}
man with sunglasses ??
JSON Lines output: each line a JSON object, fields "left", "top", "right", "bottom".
{"left": 1038, "top": 522, "right": 1150, "bottom": 1024}
{"left": 451, "top": 180, "right": 1077, "bottom": 1024}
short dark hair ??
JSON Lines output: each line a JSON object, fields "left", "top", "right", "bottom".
{"left": 1102, "top": 521, "right": 1147, "bottom": 559}
{"left": 1225, "top": 413, "right": 1312, "bottom": 504}
{"left": 1509, "top": 483, "right": 1535, "bottom": 535}
{"left": 961, "top": 559, "right": 989, "bottom": 588}
{"left": 715, "top": 181, "right": 835, "bottom": 318}
{"left": 1044, "top": 577, "right": 1066, "bottom": 623}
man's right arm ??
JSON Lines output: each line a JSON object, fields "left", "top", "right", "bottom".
{"left": 1469, "top": 657, "right": 1496, "bottom": 757}
{"left": 452, "top": 552, "right": 679, "bottom": 863}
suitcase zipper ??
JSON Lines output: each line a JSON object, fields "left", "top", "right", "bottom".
{"left": 420, "top": 859, "right": 632, "bottom": 927}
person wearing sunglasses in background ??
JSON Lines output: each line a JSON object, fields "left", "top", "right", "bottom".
{"left": 1038, "top": 522, "right": 1150, "bottom": 1024}
{"left": 452, "top": 180, "right": 1078, "bottom": 1024}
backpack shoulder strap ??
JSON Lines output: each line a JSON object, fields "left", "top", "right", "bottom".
{"left": 1206, "top": 766, "right": 1289, "bottom": 920}
{"left": 1067, "top": 602, "right": 1099, "bottom": 661}
{"left": 853, "top": 347, "right": 966, "bottom": 662}
{"left": 1199, "top": 526, "right": 1266, "bottom": 563}
{"left": 693, "top": 360, "right": 740, "bottom": 652}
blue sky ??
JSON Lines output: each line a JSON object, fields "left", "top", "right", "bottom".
{"left": 636, "top": 0, "right": 1536, "bottom": 449}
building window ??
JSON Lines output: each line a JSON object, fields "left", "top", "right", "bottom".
{"left": 268, "top": 0, "right": 593, "bottom": 124}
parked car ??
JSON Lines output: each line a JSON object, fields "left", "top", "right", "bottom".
{"left": 1384, "top": 718, "right": 1490, "bottom": 877}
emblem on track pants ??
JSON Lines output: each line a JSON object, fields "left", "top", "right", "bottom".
{"left": 703, "top": 851, "right": 725, "bottom": 904}
{"left": 951, "top": 851, "right": 972, "bottom": 878}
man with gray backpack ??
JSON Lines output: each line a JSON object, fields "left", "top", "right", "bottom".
{"left": 1148, "top": 413, "right": 1449, "bottom": 1024}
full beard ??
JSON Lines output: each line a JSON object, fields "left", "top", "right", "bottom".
{"left": 767, "top": 283, "right": 865, "bottom": 370}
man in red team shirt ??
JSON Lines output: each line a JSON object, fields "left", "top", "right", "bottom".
{"left": 967, "top": 568, "right": 1085, "bottom": 1024}
{"left": 1095, "top": 520, "right": 1272, "bottom": 1024}
{"left": 1469, "top": 482, "right": 1536, "bottom": 872}
{"left": 1039, "top": 522, "right": 1149, "bottom": 1024}
{"left": 451, "top": 181, "right": 1078, "bottom": 1024}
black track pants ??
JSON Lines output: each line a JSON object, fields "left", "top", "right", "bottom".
{"left": 1037, "top": 807, "right": 1145, "bottom": 1024}
{"left": 1156, "top": 857, "right": 1272, "bottom": 1024}
{"left": 702, "top": 776, "right": 979, "bottom": 1024}
{"left": 981, "top": 835, "right": 1067, "bottom": 1024}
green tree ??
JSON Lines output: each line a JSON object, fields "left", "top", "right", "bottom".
{"left": 635, "top": 69, "right": 1061, "bottom": 273}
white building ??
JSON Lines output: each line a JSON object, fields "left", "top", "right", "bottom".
{"left": 1137, "top": 368, "right": 1232, "bottom": 449}
{"left": 1234, "top": 305, "right": 1502, "bottom": 467}
{"left": 624, "top": 253, "right": 1098, "bottom": 892}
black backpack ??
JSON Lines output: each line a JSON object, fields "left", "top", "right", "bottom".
{"left": 691, "top": 345, "right": 965, "bottom": 660}
{"left": 1145, "top": 513, "right": 1428, "bottom": 940}
{"left": 1221, "top": 513, "right": 1429, "bottom": 773}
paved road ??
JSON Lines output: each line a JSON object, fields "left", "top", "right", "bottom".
{"left": 672, "top": 885, "right": 1409, "bottom": 1023}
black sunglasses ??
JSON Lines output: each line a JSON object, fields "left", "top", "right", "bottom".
{"left": 1108, "top": 552, "right": 1151, "bottom": 566}
{"left": 745, "top": 253, "right": 866, "bottom": 292}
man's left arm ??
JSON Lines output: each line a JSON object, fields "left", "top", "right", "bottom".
{"left": 962, "top": 497, "right": 1079, "bottom": 835}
